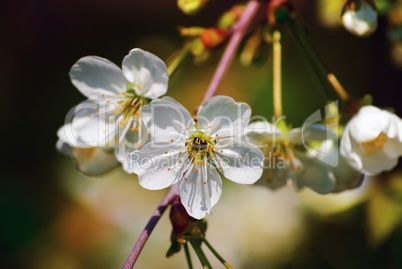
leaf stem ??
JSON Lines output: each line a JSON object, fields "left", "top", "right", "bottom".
{"left": 122, "top": 183, "right": 180, "bottom": 269}
{"left": 201, "top": 0, "right": 260, "bottom": 103}
{"left": 203, "top": 238, "right": 234, "bottom": 269}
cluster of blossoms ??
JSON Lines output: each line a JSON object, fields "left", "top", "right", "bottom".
{"left": 58, "top": 47, "right": 402, "bottom": 220}
{"left": 57, "top": 48, "right": 266, "bottom": 219}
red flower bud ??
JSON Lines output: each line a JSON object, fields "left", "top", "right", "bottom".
{"left": 200, "top": 28, "right": 228, "bottom": 50}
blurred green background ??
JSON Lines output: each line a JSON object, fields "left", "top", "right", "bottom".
{"left": 2, "top": 0, "right": 402, "bottom": 268}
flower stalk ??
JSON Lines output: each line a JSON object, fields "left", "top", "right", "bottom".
{"left": 166, "top": 46, "right": 191, "bottom": 77}
{"left": 286, "top": 17, "right": 352, "bottom": 101}
{"left": 273, "top": 30, "right": 282, "bottom": 119}
{"left": 122, "top": 183, "right": 180, "bottom": 269}
{"left": 286, "top": 18, "right": 334, "bottom": 100}
{"left": 184, "top": 243, "right": 194, "bottom": 269}
{"left": 202, "top": 0, "right": 260, "bottom": 103}
{"left": 327, "top": 73, "right": 349, "bottom": 101}
{"left": 190, "top": 240, "right": 213, "bottom": 269}
{"left": 203, "top": 238, "right": 234, "bottom": 269}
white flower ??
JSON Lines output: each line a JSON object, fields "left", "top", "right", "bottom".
{"left": 246, "top": 121, "right": 338, "bottom": 194}
{"left": 56, "top": 124, "right": 119, "bottom": 176}
{"left": 340, "top": 105, "right": 402, "bottom": 175}
{"left": 128, "top": 96, "right": 264, "bottom": 219}
{"left": 342, "top": 0, "right": 377, "bottom": 37}
{"left": 68, "top": 48, "right": 168, "bottom": 172}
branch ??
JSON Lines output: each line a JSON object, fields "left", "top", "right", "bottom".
{"left": 201, "top": 0, "right": 260, "bottom": 103}
{"left": 122, "top": 183, "right": 180, "bottom": 269}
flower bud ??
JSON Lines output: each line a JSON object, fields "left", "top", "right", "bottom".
{"left": 177, "top": 0, "right": 209, "bottom": 15}
{"left": 342, "top": 0, "right": 378, "bottom": 37}
{"left": 200, "top": 28, "right": 228, "bottom": 49}
{"left": 267, "top": 0, "right": 294, "bottom": 25}
{"left": 179, "top": 26, "right": 205, "bottom": 37}
{"left": 240, "top": 30, "right": 265, "bottom": 66}
{"left": 189, "top": 38, "right": 210, "bottom": 63}
{"left": 169, "top": 196, "right": 207, "bottom": 239}
{"left": 217, "top": 4, "right": 245, "bottom": 30}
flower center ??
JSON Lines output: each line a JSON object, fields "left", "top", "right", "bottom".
{"left": 262, "top": 138, "right": 301, "bottom": 185}
{"left": 186, "top": 131, "right": 216, "bottom": 166}
{"left": 361, "top": 132, "right": 388, "bottom": 156}
{"left": 117, "top": 88, "right": 146, "bottom": 124}
{"left": 114, "top": 86, "right": 150, "bottom": 146}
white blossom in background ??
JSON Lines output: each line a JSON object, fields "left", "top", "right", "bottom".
{"left": 340, "top": 105, "right": 402, "bottom": 175}
{"left": 63, "top": 48, "right": 168, "bottom": 173}
{"left": 246, "top": 121, "right": 339, "bottom": 194}
{"left": 128, "top": 96, "right": 264, "bottom": 219}
{"left": 56, "top": 124, "right": 119, "bottom": 176}
{"left": 342, "top": 0, "right": 377, "bottom": 37}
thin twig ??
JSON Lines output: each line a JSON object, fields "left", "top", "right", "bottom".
{"left": 201, "top": 0, "right": 260, "bottom": 103}
{"left": 122, "top": 183, "right": 180, "bottom": 269}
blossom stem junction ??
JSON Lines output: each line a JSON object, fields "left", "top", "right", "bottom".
{"left": 202, "top": 0, "right": 260, "bottom": 103}
{"left": 122, "top": 183, "right": 180, "bottom": 269}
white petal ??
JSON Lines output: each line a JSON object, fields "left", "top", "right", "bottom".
{"left": 288, "top": 124, "right": 338, "bottom": 144}
{"left": 349, "top": 106, "right": 391, "bottom": 142}
{"left": 245, "top": 121, "right": 283, "bottom": 148}
{"left": 341, "top": 130, "right": 398, "bottom": 175}
{"left": 72, "top": 147, "right": 120, "bottom": 176}
{"left": 246, "top": 121, "right": 281, "bottom": 135}
{"left": 382, "top": 113, "right": 402, "bottom": 158}
{"left": 57, "top": 124, "right": 87, "bottom": 149}
{"left": 115, "top": 119, "right": 151, "bottom": 173}
{"left": 128, "top": 142, "right": 188, "bottom": 190}
{"left": 180, "top": 163, "right": 222, "bottom": 219}
{"left": 56, "top": 139, "right": 72, "bottom": 155}
{"left": 71, "top": 100, "right": 119, "bottom": 147}
{"left": 332, "top": 154, "right": 363, "bottom": 192}
{"left": 214, "top": 139, "right": 263, "bottom": 184}
{"left": 57, "top": 124, "right": 119, "bottom": 175}
{"left": 384, "top": 113, "right": 402, "bottom": 141}
{"left": 70, "top": 56, "right": 127, "bottom": 99}
{"left": 197, "top": 96, "right": 251, "bottom": 137}
{"left": 382, "top": 137, "right": 402, "bottom": 159}
{"left": 294, "top": 152, "right": 335, "bottom": 194}
{"left": 357, "top": 144, "right": 398, "bottom": 175}
{"left": 122, "top": 48, "right": 168, "bottom": 99}
{"left": 311, "top": 140, "right": 362, "bottom": 192}
{"left": 141, "top": 97, "right": 195, "bottom": 143}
